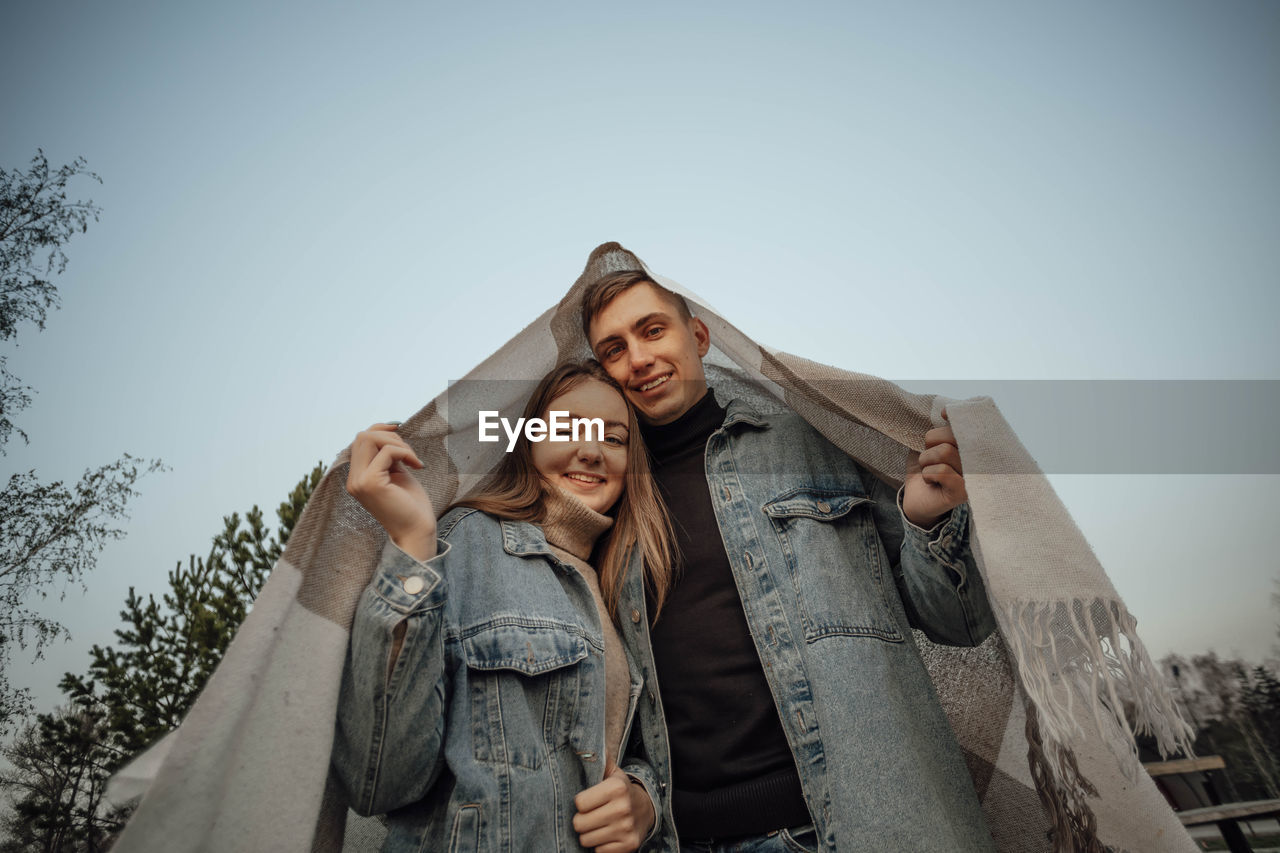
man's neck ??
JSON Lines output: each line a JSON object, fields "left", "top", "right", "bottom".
{"left": 647, "top": 388, "right": 710, "bottom": 428}
{"left": 639, "top": 389, "right": 725, "bottom": 460}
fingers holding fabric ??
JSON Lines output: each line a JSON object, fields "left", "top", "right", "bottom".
{"left": 346, "top": 423, "right": 436, "bottom": 560}
{"left": 902, "top": 422, "right": 968, "bottom": 528}
{"left": 917, "top": 437, "right": 962, "bottom": 476}
{"left": 573, "top": 763, "right": 651, "bottom": 852}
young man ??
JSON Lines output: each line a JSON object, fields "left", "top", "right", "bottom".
{"left": 582, "top": 271, "right": 998, "bottom": 852}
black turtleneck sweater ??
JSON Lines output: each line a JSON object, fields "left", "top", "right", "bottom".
{"left": 640, "top": 390, "right": 811, "bottom": 839}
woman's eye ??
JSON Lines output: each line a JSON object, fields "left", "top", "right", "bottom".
{"left": 605, "top": 435, "right": 626, "bottom": 446}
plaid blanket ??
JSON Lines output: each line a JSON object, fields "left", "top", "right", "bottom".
{"left": 110, "top": 243, "right": 1195, "bottom": 852}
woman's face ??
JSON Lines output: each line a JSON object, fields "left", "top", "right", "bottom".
{"left": 531, "top": 378, "right": 630, "bottom": 514}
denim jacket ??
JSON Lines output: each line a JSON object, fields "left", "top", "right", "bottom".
{"left": 617, "top": 399, "right": 998, "bottom": 852}
{"left": 331, "top": 507, "right": 671, "bottom": 852}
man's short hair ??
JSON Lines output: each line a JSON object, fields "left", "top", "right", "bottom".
{"left": 580, "top": 270, "right": 694, "bottom": 342}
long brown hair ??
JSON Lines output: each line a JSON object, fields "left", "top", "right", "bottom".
{"left": 450, "top": 361, "right": 676, "bottom": 621}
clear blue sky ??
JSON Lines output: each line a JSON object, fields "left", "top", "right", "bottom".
{"left": 3, "top": 1, "right": 1277, "bottom": 713}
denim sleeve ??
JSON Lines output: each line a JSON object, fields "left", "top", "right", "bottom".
{"left": 863, "top": 469, "right": 996, "bottom": 646}
{"left": 621, "top": 759, "right": 664, "bottom": 848}
{"left": 332, "top": 537, "right": 452, "bottom": 816}
{"left": 617, "top": 689, "right": 670, "bottom": 849}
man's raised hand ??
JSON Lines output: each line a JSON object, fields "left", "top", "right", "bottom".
{"left": 902, "top": 409, "right": 967, "bottom": 529}
{"left": 345, "top": 423, "right": 437, "bottom": 560}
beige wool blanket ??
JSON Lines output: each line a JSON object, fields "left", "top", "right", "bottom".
{"left": 110, "top": 243, "right": 1195, "bottom": 852}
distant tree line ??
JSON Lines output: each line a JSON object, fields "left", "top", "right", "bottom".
{"left": 1156, "top": 651, "right": 1280, "bottom": 803}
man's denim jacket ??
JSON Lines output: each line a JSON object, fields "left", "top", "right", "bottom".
{"left": 331, "top": 507, "right": 671, "bottom": 852}
{"left": 613, "top": 398, "right": 999, "bottom": 851}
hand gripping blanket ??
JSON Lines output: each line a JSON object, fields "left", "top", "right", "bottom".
{"left": 110, "top": 243, "right": 1195, "bottom": 852}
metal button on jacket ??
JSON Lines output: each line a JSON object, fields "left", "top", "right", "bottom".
{"left": 402, "top": 575, "right": 425, "bottom": 595}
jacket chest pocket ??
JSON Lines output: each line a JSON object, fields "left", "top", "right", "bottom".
{"left": 763, "top": 488, "right": 904, "bottom": 644}
{"left": 462, "top": 620, "right": 589, "bottom": 770}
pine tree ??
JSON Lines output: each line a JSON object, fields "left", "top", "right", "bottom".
{"left": 1241, "top": 665, "right": 1280, "bottom": 790}
{"left": 0, "top": 701, "right": 121, "bottom": 852}
{"left": 0, "top": 463, "right": 325, "bottom": 851}
{"left": 63, "top": 463, "right": 324, "bottom": 757}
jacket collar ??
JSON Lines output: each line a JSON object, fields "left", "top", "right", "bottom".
{"left": 500, "top": 518, "right": 553, "bottom": 557}
{"left": 500, "top": 519, "right": 576, "bottom": 574}
{"left": 722, "top": 397, "right": 770, "bottom": 431}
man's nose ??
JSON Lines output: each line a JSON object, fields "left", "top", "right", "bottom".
{"left": 628, "top": 339, "right": 655, "bottom": 372}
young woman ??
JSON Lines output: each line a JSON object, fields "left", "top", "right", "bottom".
{"left": 333, "top": 361, "right": 675, "bottom": 852}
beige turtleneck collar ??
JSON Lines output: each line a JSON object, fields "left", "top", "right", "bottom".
{"left": 539, "top": 485, "right": 614, "bottom": 561}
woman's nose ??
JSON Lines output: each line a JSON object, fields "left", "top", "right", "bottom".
{"left": 575, "top": 440, "right": 603, "bottom": 463}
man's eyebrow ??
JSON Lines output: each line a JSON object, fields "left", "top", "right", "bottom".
{"left": 630, "top": 311, "right": 673, "bottom": 330}
{"left": 592, "top": 312, "right": 673, "bottom": 352}
{"left": 592, "top": 332, "right": 622, "bottom": 352}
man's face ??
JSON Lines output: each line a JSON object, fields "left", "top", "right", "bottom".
{"left": 587, "top": 283, "right": 711, "bottom": 425}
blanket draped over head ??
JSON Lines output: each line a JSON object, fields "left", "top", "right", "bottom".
{"left": 110, "top": 243, "right": 1195, "bottom": 853}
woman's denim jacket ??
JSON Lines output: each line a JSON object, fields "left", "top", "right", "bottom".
{"left": 331, "top": 507, "right": 671, "bottom": 852}
{"left": 615, "top": 398, "right": 999, "bottom": 852}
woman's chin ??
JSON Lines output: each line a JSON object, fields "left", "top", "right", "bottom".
{"left": 555, "top": 481, "right": 617, "bottom": 515}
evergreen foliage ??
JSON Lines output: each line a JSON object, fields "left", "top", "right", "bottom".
{"left": 0, "top": 704, "right": 119, "bottom": 853}
{"left": 0, "top": 463, "right": 325, "bottom": 851}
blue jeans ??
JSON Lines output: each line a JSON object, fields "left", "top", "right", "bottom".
{"left": 680, "top": 824, "right": 819, "bottom": 853}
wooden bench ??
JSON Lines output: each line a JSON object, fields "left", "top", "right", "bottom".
{"left": 1145, "top": 755, "right": 1280, "bottom": 852}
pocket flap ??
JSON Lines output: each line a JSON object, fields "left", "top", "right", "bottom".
{"left": 462, "top": 620, "right": 589, "bottom": 676}
{"left": 763, "top": 489, "right": 871, "bottom": 521}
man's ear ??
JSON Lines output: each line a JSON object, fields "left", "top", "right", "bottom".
{"left": 690, "top": 316, "right": 711, "bottom": 358}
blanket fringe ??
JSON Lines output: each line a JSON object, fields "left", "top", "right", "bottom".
{"left": 1025, "top": 698, "right": 1107, "bottom": 853}
{"left": 1003, "top": 597, "right": 1193, "bottom": 769}
{"left": 1003, "top": 597, "right": 1194, "bottom": 849}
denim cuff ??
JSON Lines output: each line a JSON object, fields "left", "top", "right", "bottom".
{"left": 897, "top": 487, "right": 972, "bottom": 582}
{"left": 368, "top": 537, "right": 451, "bottom": 614}
{"left": 621, "top": 760, "right": 663, "bottom": 846}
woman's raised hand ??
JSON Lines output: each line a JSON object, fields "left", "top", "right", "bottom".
{"left": 346, "top": 423, "right": 437, "bottom": 561}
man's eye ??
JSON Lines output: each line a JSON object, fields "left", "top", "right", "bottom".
{"left": 603, "top": 344, "right": 624, "bottom": 359}
{"left": 645, "top": 326, "right": 663, "bottom": 338}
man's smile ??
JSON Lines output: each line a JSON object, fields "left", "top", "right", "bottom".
{"left": 634, "top": 373, "right": 672, "bottom": 393}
